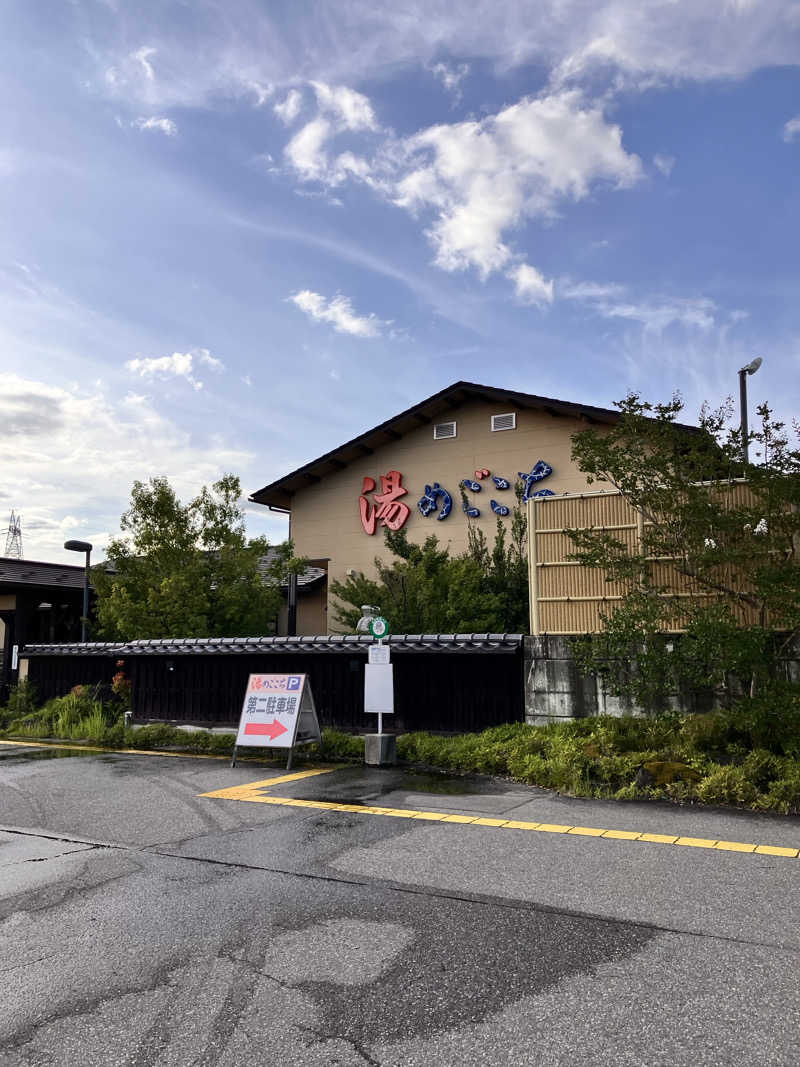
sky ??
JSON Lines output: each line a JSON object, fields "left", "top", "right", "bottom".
{"left": 2, "top": 0, "right": 799, "bottom": 563}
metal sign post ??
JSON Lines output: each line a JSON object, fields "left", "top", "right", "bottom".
{"left": 364, "top": 618, "right": 396, "bottom": 765}
{"left": 231, "top": 673, "right": 322, "bottom": 771}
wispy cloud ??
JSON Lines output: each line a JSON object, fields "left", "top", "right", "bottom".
{"left": 431, "top": 61, "right": 470, "bottom": 101}
{"left": 508, "top": 263, "right": 554, "bottom": 307}
{"left": 561, "top": 278, "right": 716, "bottom": 332}
{"left": 288, "top": 290, "right": 384, "bottom": 337}
{"left": 653, "top": 153, "right": 675, "bottom": 176}
{"left": 132, "top": 115, "right": 177, "bottom": 136}
{"left": 274, "top": 88, "right": 303, "bottom": 124}
{"left": 284, "top": 81, "right": 378, "bottom": 183}
{"left": 782, "top": 115, "right": 800, "bottom": 142}
{"left": 90, "top": 3, "right": 800, "bottom": 113}
{"left": 125, "top": 349, "right": 224, "bottom": 390}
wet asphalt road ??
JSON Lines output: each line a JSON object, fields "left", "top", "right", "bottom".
{"left": 0, "top": 743, "right": 798, "bottom": 1066}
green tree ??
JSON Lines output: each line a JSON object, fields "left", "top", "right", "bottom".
{"left": 567, "top": 394, "right": 800, "bottom": 708}
{"left": 93, "top": 474, "right": 299, "bottom": 640}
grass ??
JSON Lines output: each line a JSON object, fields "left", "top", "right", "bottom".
{"left": 397, "top": 702, "right": 800, "bottom": 814}
{"left": 3, "top": 683, "right": 800, "bottom": 814}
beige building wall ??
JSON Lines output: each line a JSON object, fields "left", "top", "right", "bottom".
{"left": 286, "top": 401, "right": 602, "bottom": 633}
{"left": 277, "top": 583, "right": 329, "bottom": 636}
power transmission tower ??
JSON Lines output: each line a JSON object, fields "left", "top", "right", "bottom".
{"left": 4, "top": 511, "right": 23, "bottom": 558}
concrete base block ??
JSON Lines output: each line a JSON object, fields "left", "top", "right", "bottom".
{"left": 365, "top": 733, "right": 397, "bottom": 767}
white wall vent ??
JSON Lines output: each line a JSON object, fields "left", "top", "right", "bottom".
{"left": 491, "top": 412, "right": 516, "bottom": 432}
{"left": 433, "top": 420, "right": 457, "bottom": 440}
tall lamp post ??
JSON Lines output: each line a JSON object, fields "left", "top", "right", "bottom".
{"left": 738, "top": 357, "right": 762, "bottom": 467}
{"left": 64, "top": 540, "right": 92, "bottom": 642}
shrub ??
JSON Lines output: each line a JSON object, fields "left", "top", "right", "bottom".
{"left": 2, "top": 680, "right": 38, "bottom": 724}
{"left": 696, "top": 765, "right": 760, "bottom": 807}
{"left": 318, "top": 729, "right": 365, "bottom": 760}
{"left": 760, "top": 772, "right": 800, "bottom": 815}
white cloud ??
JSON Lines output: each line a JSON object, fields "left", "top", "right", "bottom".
{"left": 125, "top": 348, "right": 224, "bottom": 390}
{"left": 600, "top": 297, "right": 716, "bottom": 332}
{"left": 507, "top": 263, "right": 554, "bottom": 306}
{"left": 282, "top": 85, "right": 641, "bottom": 304}
{"left": 132, "top": 115, "right": 177, "bottom": 136}
{"left": 391, "top": 90, "right": 642, "bottom": 284}
{"left": 0, "top": 373, "right": 253, "bottom": 561}
{"left": 431, "top": 61, "right": 470, "bottom": 99}
{"left": 274, "top": 88, "right": 303, "bottom": 124}
{"left": 310, "top": 81, "right": 378, "bottom": 131}
{"left": 559, "top": 279, "right": 626, "bottom": 300}
{"left": 92, "top": 3, "right": 800, "bottom": 115}
{"left": 133, "top": 46, "right": 157, "bottom": 82}
{"left": 284, "top": 81, "right": 378, "bottom": 185}
{"left": 90, "top": 3, "right": 800, "bottom": 116}
{"left": 288, "top": 290, "right": 384, "bottom": 337}
{"left": 246, "top": 80, "right": 273, "bottom": 107}
{"left": 653, "top": 153, "right": 675, "bottom": 176}
{"left": 285, "top": 117, "right": 334, "bottom": 181}
{"left": 782, "top": 115, "right": 800, "bottom": 142}
{"left": 562, "top": 280, "right": 717, "bottom": 332}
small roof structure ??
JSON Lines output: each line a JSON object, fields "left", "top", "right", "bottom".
{"left": 256, "top": 550, "right": 327, "bottom": 591}
{"left": 0, "top": 557, "right": 88, "bottom": 591}
{"left": 250, "top": 379, "right": 669, "bottom": 512}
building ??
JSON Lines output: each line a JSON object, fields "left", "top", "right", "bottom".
{"left": 0, "top": 557, "right": 89, "bottom": 698}
{"left": 251, "top": 380, "right": 626, "bottom": 635}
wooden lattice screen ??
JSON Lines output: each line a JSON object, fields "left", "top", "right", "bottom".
{"left": 527, "top": 483, "right": 758, "bottom": 635}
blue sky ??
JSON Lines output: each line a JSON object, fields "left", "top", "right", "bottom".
{"left": 2, "top": 1, "right": 799, "bottom": 561}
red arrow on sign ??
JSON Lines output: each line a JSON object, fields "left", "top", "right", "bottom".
{"left": 244, "top": 720, "right": 288, "bottom": 740}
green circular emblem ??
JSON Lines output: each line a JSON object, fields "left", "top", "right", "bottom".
{"left": 369, "top": 616, "right": 390, "bottom": 639}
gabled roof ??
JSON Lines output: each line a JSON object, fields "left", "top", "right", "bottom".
{"left": 249, "top": 380, "right": 631, "bottom": 511}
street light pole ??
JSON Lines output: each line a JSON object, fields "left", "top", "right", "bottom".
{"left": 738, "top": 357, "right": 762, "bottom": 467}
{"left": 64, "top": 540, "right": 93, "bottom": 642}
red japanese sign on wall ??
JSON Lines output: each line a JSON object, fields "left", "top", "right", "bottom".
{"left": 359, "top": 470, "right": 410, "bottom": 535}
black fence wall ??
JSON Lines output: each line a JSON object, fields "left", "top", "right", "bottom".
{"left": 22, "top": 638, "right": 524, "bottom": 735}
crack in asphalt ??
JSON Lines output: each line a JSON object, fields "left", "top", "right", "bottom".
{"left": 2, "top": 823, "right": 797, "bottom": 956}
{"left": 295, "top": 1021, "right": 382, "bottom": 1066}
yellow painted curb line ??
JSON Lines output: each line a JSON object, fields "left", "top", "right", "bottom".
{"left": 0, "top": 738, "right": 328, "bottom": 765}
{"left": 198, "top": 775, "right": 800, "bottom": 860}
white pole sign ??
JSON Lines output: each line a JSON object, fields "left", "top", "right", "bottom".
{"left": 364, "top": 662, "right": 394, "bottom": 736}
{"left": 232, "top": 673, "right": 322, "bottom": 770}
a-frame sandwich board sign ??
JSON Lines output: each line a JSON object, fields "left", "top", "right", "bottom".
{"left": 231, "top": 673, "right": 322, "bottom": 770}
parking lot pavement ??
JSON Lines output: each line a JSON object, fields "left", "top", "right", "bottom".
{"left": 0, "top": 743, "right": 798, "bottom": 1066}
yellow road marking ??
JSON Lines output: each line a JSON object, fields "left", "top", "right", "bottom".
{"left": 755, "top": 844, "right": 799, "bottom": 857}
{"left": 199, "top": 767, "right": 336, "bottom": 800}
{"left": 716, "top": 840, "right": 756, "bottom": 853}
{"left": 197, "top": 773, "right": 799, "bottom": 861}
{"left": 0, "top": 738, "right": 299, "bottom": 764}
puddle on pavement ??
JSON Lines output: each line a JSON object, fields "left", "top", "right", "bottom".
{"left": 0, "top": 745, "right": 98, "bottom": 762}
{"left": 311, "top": 770, "right": 483, "bottom": 807}
{"left": 393, "top": 772, "right": 482, "bottom": 795}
